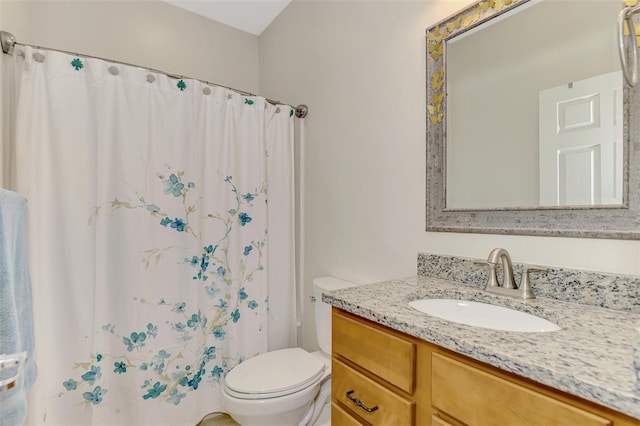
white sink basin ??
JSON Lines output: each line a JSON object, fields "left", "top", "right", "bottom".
{"left": 408, "top": 299, "right": 560, "bottom": 332}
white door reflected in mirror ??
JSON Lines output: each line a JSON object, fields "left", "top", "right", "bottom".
{"left": 539, "top": 71, "right": 623, "bottom": 207}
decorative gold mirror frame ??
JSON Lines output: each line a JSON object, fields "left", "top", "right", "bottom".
{"left": 425, "top": 0, "right": 640, "bottom": 239}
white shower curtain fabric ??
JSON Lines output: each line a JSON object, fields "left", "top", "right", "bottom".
{"left": 2, "top": 46, "right": 296, "bottom": 426}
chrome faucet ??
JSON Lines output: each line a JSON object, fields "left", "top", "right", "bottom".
{"left": 475, "top": 248, "right": 547, "bottom": 299}
{"left": 487, "top": 248, "right": 517, "bottom": 289}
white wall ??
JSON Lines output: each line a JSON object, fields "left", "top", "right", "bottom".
{"left": 259, "top": 0, "right": 640, "bottom": 351}
{"left": 1, "top": 0, "right": 259, "bottom": 93}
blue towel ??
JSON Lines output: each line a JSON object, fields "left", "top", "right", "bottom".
{"left": 0, "top": 189, "right": 36, "bottom": 426}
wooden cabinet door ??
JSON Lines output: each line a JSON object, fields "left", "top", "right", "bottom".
{"left": 431, "top": 353, "right": 612, "bottom": 426}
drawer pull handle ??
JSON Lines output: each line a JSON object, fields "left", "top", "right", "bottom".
{"left": 345, "top": 389, "right": 379, "bottom": 413}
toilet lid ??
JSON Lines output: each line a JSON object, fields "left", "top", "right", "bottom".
{"left": 224, "top": 348, "right": 325, "bottom": 398}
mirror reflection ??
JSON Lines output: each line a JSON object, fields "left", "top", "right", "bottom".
{"left": 445, "top": 0, "right": 623, "bottom": 209}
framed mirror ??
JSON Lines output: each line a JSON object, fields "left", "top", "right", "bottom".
{"left": 426, "top": 0, "right": 640, "bottom": 239}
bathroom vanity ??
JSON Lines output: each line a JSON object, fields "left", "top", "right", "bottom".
{"left": 326, "top": 255, "right": 640, "bottom": 425}
{"left": 331, "top": 309, "right": 637, "bottom": 426}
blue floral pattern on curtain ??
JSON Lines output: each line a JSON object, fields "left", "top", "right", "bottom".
{"left": 60, "top": 170, "right": 265, "bottom": 406}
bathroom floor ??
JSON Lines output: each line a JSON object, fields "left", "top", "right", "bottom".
{"left": 197, "top": 413, "right": 239, "bottom": 426}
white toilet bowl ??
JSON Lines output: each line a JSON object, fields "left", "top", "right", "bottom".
{"left": 222, "top": 348, "right": 331, "bottom": 426}
{"left": 222, "top": 276, "right": 359, "bottom": 426}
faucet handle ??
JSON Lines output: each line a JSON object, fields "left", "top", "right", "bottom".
{"left": 474, "top": 260, "right": 499, "bottom": 288}
{"left": 520, "top": 267, "right": 548, "bottom": 299}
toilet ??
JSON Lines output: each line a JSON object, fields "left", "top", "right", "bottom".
{"left": 222, "top": 276, "right": 358, "bottom": 426}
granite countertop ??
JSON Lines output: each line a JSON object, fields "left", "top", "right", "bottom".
{"left": 323, "top": 275, "right": 640, "bottom": 420}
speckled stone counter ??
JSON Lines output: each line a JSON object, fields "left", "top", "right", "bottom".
{"left": 323, "top": 274, "right": 640, "bottom": 419}
{"left": 417, "top": 253, "right": 640, "bottom": 312}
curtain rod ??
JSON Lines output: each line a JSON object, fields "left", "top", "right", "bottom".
{"left": 0, "top": 30, "right": 309, "bottom": 118}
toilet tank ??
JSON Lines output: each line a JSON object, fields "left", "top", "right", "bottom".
{"left": 312, "top": 276, "right": 359, "bottom": 355}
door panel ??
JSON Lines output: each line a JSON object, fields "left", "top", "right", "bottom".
{"left": 539, "top": 71, "right": 622, "bottom": 206}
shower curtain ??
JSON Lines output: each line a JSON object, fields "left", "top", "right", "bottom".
{"left": 1, "top": 46, "right": 296, "bottom": 425}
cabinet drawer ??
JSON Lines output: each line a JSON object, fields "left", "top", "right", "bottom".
{"left": 332, "top": 401, "right": 366, "bottom": 426}
{"left": 431, "top": 353, "right": 612, "bottom": 426}
{"left": 333, "top": 358, "right": 415, "bottom": 425}
{"left": 333, "top": 310, "right": 416, "bottom": 393}
{"left": 431, "top": 414, "right": 454, "bottom": 426}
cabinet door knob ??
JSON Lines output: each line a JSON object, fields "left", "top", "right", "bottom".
{"left": 345, "top": 389, "right": 379, "bottom": 413}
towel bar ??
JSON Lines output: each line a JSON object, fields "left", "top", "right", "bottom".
{"left": 0, "top": 351, "right": 27, "bottom": 392}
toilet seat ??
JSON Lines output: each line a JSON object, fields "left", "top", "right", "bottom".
{"left": 224, "top": 348, "right": 326, "bottom": 400}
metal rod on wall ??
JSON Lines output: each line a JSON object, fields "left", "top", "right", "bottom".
{"left": 618, "top": 5, "right": 640, "bottom": 87}
{"left": 0, "top": 30, "right": 309, "bottom": 118}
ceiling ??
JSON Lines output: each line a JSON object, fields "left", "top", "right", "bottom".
{"left": 162, "top": 0, "right": 292, "bottom": 36}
